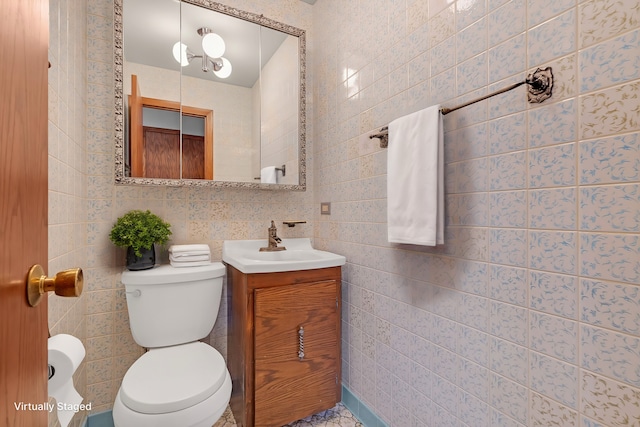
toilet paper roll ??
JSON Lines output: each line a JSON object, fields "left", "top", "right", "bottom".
{"left": 48, "top": 334, "right": 86, "bottom": 427}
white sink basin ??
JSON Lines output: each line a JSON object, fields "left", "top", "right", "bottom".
{"left": 222, "top": 238, "right": 346, "bottom": 274}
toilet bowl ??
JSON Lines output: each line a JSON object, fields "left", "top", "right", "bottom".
{"left": 113, "top": 343, "right": 231, "bottom": 427}
{"left": 113, "top": 263, "right": 230, "bottom": 427}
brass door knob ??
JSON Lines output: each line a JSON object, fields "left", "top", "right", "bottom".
{"left": 27, "top": 264, "right": 83, "bottom": 307}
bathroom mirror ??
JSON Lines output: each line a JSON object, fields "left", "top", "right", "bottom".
{"left": 114, "top": 0, "right": 306, "bottom": 190}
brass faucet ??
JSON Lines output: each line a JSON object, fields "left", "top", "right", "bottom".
{"left": 259, "top": 220, "right": 286, "bottom": 251}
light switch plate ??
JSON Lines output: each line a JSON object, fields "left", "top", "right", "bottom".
{"left": 320, "top": 202, "right": 331, "bottom": 215}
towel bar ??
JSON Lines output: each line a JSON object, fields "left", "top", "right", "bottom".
{"left": 441, "top": 67, "right": 553, "bottom": 114}
{"left": 370, "top": 67, "right": 553, "bottom": 148}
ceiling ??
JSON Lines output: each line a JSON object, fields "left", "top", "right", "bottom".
{"left": 123, "top": 0, "right": 289, "bottom": 88}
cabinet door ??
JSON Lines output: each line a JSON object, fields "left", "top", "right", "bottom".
{"left": 254, "top": 280, "right": 339, "bottom": 427}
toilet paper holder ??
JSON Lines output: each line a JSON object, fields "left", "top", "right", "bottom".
{"left": 27, "top": 264, "right": 83, "bottom": 307}
{"left": 48, "top": 334, "right": 86, "bottom": 427}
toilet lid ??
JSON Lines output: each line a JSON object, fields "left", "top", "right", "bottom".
{"left": 120, "top": 342, "right": 227, "bottom": 414}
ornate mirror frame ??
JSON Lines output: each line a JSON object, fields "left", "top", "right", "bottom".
{"left": 113, "top": 0, "right": 307, "bottom": 190}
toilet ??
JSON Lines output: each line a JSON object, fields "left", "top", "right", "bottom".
{"left": 113, "top": 263, "right": 231, "bottom": 427}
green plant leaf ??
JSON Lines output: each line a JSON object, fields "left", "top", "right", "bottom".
{"left": 109, "top": 210, "right": 172, "bottom": 257}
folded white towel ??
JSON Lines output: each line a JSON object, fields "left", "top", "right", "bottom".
{"left": 169, "top": 251, "right": 210, "bottom": 259}
{"left": 169, "top": 253, "right": 210, "bottom": 262}
{"left": 260, "top": 166, "right": 278, "bottom": 184}
{"left": 169, "top": 244, "right": 211, "bottom": 254}
{"left": 387, "top": 105, "right": 444, "bottom": 246}
{"left": 170, "top": 260, "right": 212, "bottom": 268}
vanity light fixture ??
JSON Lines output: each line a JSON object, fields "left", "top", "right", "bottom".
{"left": 172, "top": 27, "right": 232, "bottom": 78}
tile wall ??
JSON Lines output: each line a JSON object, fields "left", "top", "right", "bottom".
{"left": 47, "top": 0, "right": 88, "bottom": 425}
{"left": 46, "top": 0, "right": 640, "bottom": 424}
{"left": 311, "top": 0, "right": 639, "bottom": 426}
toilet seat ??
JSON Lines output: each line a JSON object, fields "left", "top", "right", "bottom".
{"left": 113, "top": 372, "right": 231, "bottom": 427}
{"left": 120, "top": 342, "right": 226, "bottom": 414}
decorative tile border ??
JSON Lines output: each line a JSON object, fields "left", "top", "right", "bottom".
{"left": 85, "top": 410, "right": 113, "bottom": 427}
{"left": 342, "top": 385, "right": 389, "bottom": 427}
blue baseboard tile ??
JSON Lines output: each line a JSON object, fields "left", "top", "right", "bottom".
{"left": 341, "top": 385, "right": 389, "bottom": 427}
{"left": 85, "top": 410, "right": 114, "bottom": 427}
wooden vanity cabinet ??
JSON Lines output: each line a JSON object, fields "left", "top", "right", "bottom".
{"left": 227, "top": 265, "right": 342, "bottom": 427}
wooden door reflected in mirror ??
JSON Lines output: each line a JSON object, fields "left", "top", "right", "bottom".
{"left": 128, "top": 74, "right": 213, "bottom": 179}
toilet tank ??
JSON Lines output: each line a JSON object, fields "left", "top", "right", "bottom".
{"left": 121, "top": 263, "right": 226, "bottom": 348}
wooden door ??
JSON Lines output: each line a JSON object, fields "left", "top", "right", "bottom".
{"left": 143, "top": 127, "right": 181, "bottom": 178}
{"left": 128, "top": 74, "right": 213, "bottom": 180}
{"left": 0, "top": 0, "right": 50, "bottom": 426}
{"left": 253, "top": 281, "right": 340, "bottom": 427}
{"left": 182, "top": 134, "right": 205, "bottom": 179}
{"left": 142, "top": 128, "right": 206, "bottom": 179}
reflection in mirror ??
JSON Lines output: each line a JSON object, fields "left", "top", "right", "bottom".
{"left": 128, "top": 74, "right": 214, "bottom": 179}
{"left": 259, "top": 26, "right": 300, "bottom": 185}
{"left": 114, "top": 0, "right": 306, "bottom": 190}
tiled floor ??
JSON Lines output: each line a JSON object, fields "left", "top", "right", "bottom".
{"left": 214, "top": 404, "right": 364, "bottom": 427}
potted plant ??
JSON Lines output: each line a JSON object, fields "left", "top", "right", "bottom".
{"left": 109, "top": 210, "right": 172, "bottom": 270}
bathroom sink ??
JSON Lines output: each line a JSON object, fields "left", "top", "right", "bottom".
{"left": 222, "top": 238, "right": 346, "bottom": 274}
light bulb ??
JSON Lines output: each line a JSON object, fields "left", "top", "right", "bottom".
{"left": 172, "top": 42, "right": 189, "bottom": 66}
{"left": 201, "top": 33, "right": 225, "bottom": 58}
{"left": 213, "top": 57, "right": 232, "bottom": 79}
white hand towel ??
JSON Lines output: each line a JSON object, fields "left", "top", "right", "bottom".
{"left": 387, "top": 105, "right": 444, "bottom": 246}
{"left": 169, "top": 244, "right": 210, "bottom": 254}
{"left": 170, "top": 260, "right": 212, "bottom": 268}
{"left": 169, "top": 253, "right": 210, "bottom": 262}
{"left": 261, "top": 166, "right": 278, "bottom": 184}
